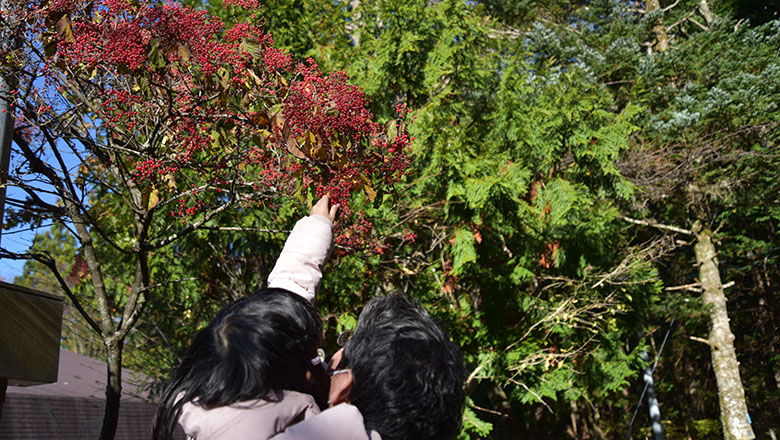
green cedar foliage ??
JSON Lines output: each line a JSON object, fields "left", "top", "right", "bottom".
{"left": 286, "top": 0, "right": 664, "bottom": 436}
{"left": 18, "top": 0, "right": 778, "bottom": 437}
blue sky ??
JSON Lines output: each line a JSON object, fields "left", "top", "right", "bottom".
{"left": 1, "top": 66, "right": 90, "bottom": 283}
{"left": 1, "top": 138, "right": 83, "bottom": 283}
{"left": 0, "top": 182, "right": 54, "bottom": 281}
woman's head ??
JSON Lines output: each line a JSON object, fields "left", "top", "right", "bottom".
{"left": 153, "top": 288, "right": 322, "bottom": 440}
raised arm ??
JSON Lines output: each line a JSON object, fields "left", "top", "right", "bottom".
{"left": 267, "top": 196, "right": 340, "bottom": 302}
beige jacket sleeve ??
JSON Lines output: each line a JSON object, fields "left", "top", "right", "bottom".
{"left": 267, "top": 215, "right": 334, "bottom": 302}
{"left": 271, "top": 404, "right": 381, "bottom": 440}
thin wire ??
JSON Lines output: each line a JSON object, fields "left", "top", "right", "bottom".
{"left": 0, "top": 222, "right": 56, "bottom": 235}
{"left": 624, "top": 318, "right": 675, "bottom": 440}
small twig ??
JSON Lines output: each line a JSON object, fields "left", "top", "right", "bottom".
{"left": 466, "top": 360, "right": 489, "bottom": 388}
{"left": 689, "top": 335, "right": 711, "bottom": 345}
{"left": 591, "top": 238, "right": 672, "bottom": 289}
{"left": 145, "top": 197, "right": 241, "bottom": 250}
{"left": 665, "top": 282, "right": 702, "bottom": 292}
{"left": 619, "top": 215, "right": 693, "bottom": 236}
{"left": 486, "top": 27, "right": 524, "bottom": 39}
{"left": 509, "top": 379, "right": 554, "bottom": 414}
{"left": 604, "top": 80, "right": 635, "bottom": 86}
{"left": 662, "top": 0, "right": 681, "bottom": 11}
{"left": 470, "top": 403, "right": 508, "bottom": 417}
{"left": 200, "top": 226, "right": 290, "bottom": 233}
{"left": 140, "top": 277, "right": 197, "bottom": 293}
{"left": 688, "top": 16, "right": 709, "bottom": 31}
{"left": 666, "top": 9, "right": 695, "bottom": 31}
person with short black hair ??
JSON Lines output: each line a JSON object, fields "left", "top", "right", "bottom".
{"left": 339, "top": 295, "right": 466, "bottom": 440}
{"left": 274, "top": 294, "right": 466, "bottom": 440}
{"left": 273, "top": 198, "right": 465, "bottom": 440}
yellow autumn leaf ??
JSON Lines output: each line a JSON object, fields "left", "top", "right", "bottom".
{"left": 142, "top": 186, "right": 160, "bottom": 210}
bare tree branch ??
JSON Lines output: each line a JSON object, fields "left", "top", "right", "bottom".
{"left": 665, "top": 282, "right": 702, "bottom": 292}
{"left": 145, "top": 197, "right": 238, "bottom": 250}
{"left": 619, "top": 215, "right": 693, "bottom": 236}
{"left": 0, "top": 249, "right": 103, "bottom": 335}
{"left": 200, "top": 226, "right": 290, "bottom": 233}
{"left": 689, "top": 335, "right": 711, "bottom": 345}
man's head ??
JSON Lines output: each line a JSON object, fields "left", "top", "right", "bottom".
{"left": 331, "top": 295, "right": 465, "bottom": 440}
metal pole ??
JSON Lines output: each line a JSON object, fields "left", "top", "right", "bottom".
{"left": 0, "top": 0, "right": 19, "bottom": 247}
{"left": 0, "top": 0, "right": 20, "bottom": 419}
{"left": 626, "top": 323, "right": 673, "bottom": 440}
{"left": 0, "top": 75, "right": 13, "bottom": 248}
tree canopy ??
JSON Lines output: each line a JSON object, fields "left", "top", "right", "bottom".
{"left": 3, "top": 0, "right": 779, "bottom": 438}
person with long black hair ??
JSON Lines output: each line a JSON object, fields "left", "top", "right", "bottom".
{"left": 153, "top": 196, "right": 339, "bottom": 440}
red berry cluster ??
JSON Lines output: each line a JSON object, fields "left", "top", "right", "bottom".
{"left": 17, "top": 0, "right": 412, "bottom": 248}
{"left": 334, "top": 210, "right": 376, "bottom": 251}
{"left": 401, "top": 229, "right": 417, "bottom": 243}
{"left": 133, "top": 158, "right": 164, "bottom": 181}
{"left": 101, "top": 0, "right": 132, "bottom": 14}
{"left": 263, "top": 45, "right": 292, "bottom": 72}
{"left": 380, "top": 132, "right": 413, "bottom": 185}
{"left": 284, "top": 62, "right": 375, "bottom": 144}
{"left": 50, "top": 0, "right": 79, "bottom": 12}
{"left": 57, "top": 1, "right": 152, "bottom": 71}
{"left": 222, "top": 0, "right": 261, "bottom": 9}
{"left": 172, "top": 195, "right": 207, "bottom": 220}
{"left": 100, "top": 90, "right": 142, "bottom": 129}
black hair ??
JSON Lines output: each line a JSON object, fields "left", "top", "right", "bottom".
{"left": 343, "top": 295, "right": 465, "bottom": 440}
{"left": 152, "top": 288, "right": 322, "bottom": 440}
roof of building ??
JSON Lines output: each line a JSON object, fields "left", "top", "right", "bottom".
{"left": 0, "top": 349, "right": 170, "bottom": 439}
{"left": 7, "top": 349, "right": 152, "bottom": 402}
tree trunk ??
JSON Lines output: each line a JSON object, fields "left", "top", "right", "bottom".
{"left": 646, "top": 0, "right": 670, "bottom": 53}
{"left": 0, "top": 378, "right": 7, "bottom": 423}
{"left": 698, "top": 0, "right": 714, "bottom": 25}
{"left": 347, "top": 0, "right": 361, "bottom": 47}
{"left": 692, "top": 221, "right": 755, "bottom": 440}
{"left": 100, "top": 337, "right": 123, "bottom": 440}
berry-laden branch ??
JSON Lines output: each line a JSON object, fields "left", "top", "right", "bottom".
{"left": 1, "top": 1, "right": 413, "bottom": 437}
{"left": 4, "top": 0, "right": 411, "bottom": 246}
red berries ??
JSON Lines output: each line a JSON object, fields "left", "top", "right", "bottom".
{"left": 17, "top": 0, "right": 411, "bottom": 248}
